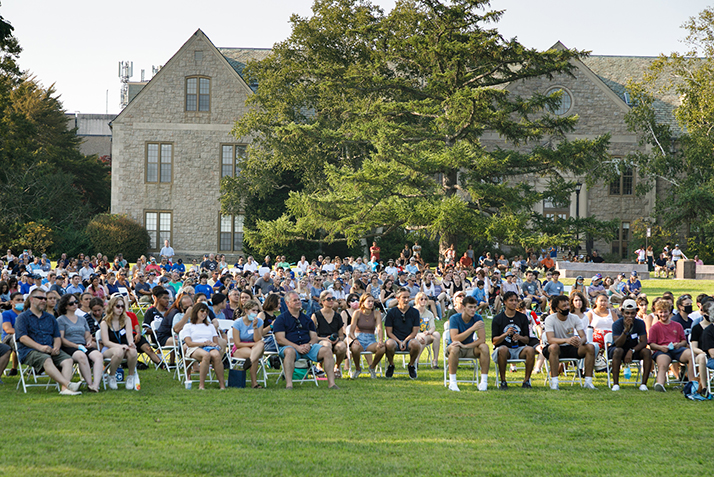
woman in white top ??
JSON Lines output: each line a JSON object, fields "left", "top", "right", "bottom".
{"left": 183, "top": 302, "right": 226, "bottom": 390}
{"left": 414, "top": 292, "right": 441, "bottom": 369}
{"left": 420, "top": 272, "right": 445, "bottom": 319}
{"left": 586, "top": 293, "right": 616, "bottom": 357}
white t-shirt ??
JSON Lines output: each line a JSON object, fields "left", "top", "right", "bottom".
{"left": 672, "top": 249, "right": 683, "bottom": 261}
{"left": 588, "top": 309, "right": 615, "bottom": 332}
{"left": 243, "top": 261, "right": 258, "bottom": 273}
{"left": 543, "top": 312, "right": 584, "bottom": 346}
{"left": 322, "top": 263, "right": 335, "bottom": 272}
{"left": 297, "top": 260, "right": 309, "bottom": 273}
{"left": 183, "top": 323, "right": 218, "bottom": 344}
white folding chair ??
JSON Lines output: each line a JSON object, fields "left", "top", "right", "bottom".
{"left": 96, "top": 330, "right": 138, "bottom": 389}
{"left": 13, "top": 335, "right": 60, "bottom": 393}
{"left": 604, "top": 332, "right": 641, "bottom": 388}
{"left": 442, "top": 322, "right": 479, "bottom": 387}
{"left": 538, "top": 329, "right": 583, "bottom": 387}
{"left": 149, "top": 320, "right": 177, "bottom": 373}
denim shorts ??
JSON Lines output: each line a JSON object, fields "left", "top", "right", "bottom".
{"left": 279, "top": 343, "right": 323, "bottom": 362}
{"left": 355, "top": 332, "right": 377, "bottom": 350}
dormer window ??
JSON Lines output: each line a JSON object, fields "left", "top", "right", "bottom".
{"left": 186, "top": 76, "right": 210, "bottom": 111}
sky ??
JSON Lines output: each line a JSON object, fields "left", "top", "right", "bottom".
{"left": 1, "top": 0, "right": 710, "bottom": 114}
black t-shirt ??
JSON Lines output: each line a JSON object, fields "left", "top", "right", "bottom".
{"left": 385, "top": 306, "right": 420, "bottom": 341}
{"left": 143, "top": 306, "right": 164, "bottom": 327}
{"left": 672, "top": 313, "right": 693, "bottom": 335}
{"left": 700, "top": 324, "right": 714, "bottom": 354}
{"left": 314, "top": 310, "right": 344, "bottom": 338}
{"left": 655, "top": 257, "right": 667, "bottom": 267}
{"left": 591, "top": 256, "right": 605, "bottom": 263}
{"left": 691, "top": 322, "right": 704, "bottom": 344}
{"left": 492, "top": 310, "right": 529, "bottom": 349}
{"left": 612, "top": 317, "right": 646, "bottom": 350}
{"left": 201, "top": 260, "right": 218, "bottom": 271}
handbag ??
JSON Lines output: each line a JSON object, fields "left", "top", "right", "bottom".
{"left": 227, "top": 368, "right": 246, "bottom": 388}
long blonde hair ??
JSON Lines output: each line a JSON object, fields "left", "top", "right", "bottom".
{"left": 106, "top": 294, "right": 128, "bottom": 329}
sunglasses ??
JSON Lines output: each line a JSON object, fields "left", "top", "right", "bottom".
{"left": 115, "top": 304, "right": 125, "bottom": 309}
{"left": 324, "top": 297, "right": 335, "bottom": 301}
{"left": 68, "top": 301, "right": 78, "bottom": 306}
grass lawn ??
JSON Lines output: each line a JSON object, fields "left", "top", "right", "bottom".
{"left": 3, "top": 279, "right": 714, "bottom": 476}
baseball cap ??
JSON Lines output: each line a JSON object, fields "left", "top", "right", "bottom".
{"left": 505, "top": 271, "right": 513, "bottom": 277}
{"left": 621, "top": 299, "right": 637, "bottom": 311}
{"left": 631, "top": 270, "right": 638, "bottom": 277}
{"left": 592, "top": 273, "right": 602, "bottom": 281}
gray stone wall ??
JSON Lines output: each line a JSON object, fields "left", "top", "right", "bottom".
{"left": 111, "top": 31, "right": 251, "bottom": 259}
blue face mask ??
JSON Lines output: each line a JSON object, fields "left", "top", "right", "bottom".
{"left": 247, "top": 312, "right": 258, "bottom": 322}
{"left": 14, "top": 303, "right": 24, "bottom": 312}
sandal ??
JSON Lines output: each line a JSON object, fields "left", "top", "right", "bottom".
{"left": 252, "top": 384, "right": 262, "bottom": 389}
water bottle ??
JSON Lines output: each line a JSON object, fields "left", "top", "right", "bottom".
{"left": 134, "top": 372, "right": 141, "bottom": 391}
{"left": 624, "top": 365, "right": 631, "bottom": 380}
{"left": 116, "top": 367, "right": 124, "bottom": 382}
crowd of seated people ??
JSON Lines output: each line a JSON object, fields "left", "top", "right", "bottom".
{"left": 1, "top": 244, "right": 712, "bottom": 397}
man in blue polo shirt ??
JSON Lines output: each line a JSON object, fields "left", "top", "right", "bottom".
{"left": 15, "top": 289, "right": 81, "bottom": 395}
{"left": 273, "top": 291, "right": 338, "bottom": 389}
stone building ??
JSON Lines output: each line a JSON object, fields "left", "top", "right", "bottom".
{"left": 112, "top": 32, "right": 676, "bottom": 261}
{"left": 481, "top": 42, "right": 679, "bottom": 258}
{"left": 110, "top": 30, "right": 269, "bottom": 260}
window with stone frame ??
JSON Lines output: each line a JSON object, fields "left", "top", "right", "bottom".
{"left": 219, "top": 214, "right": 244, "bottom": 252}
{"left": 186, "top": 76, "right": 210, "bottom": 111}
{"left": 611, "top": 221, "right": 630, "bottom": 259}
{"left": 145, "top": 211, "right": 172, "bottom": 251}
{"left": 220, "top": 144, "right": 246, "bottom": 179}
{"left": 146, "top": 143, "right": 173, "bottom": 183}
{"left": 609, "top": 165, "right": 634, "bottom": 196}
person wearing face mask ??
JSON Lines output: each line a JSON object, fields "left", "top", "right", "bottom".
{"left": 341, "top": 293, "right": 361, "bottom": 328}
{"left": 542, "top": 295, "right": 597, "bottom": 390}
{"left": 231, "top": 299, "right": 265, "bottom": 388}
{"left": 672, "top": 294, "right": 695, "bottom": 338}
{"left": 689, "top": 298, "right": 713, "bottom": 395}
{"left": 1, "top": 292, "right": 24, "bottom": 376}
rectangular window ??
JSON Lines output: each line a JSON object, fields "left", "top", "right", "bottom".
{"left": 543, "top": 198, "right": 570, "bottom": 221}
{"left": 611, "top": 221, "right": 630, "bottom": 259}
{"left": 186, "top": 76, "right": 210, "bottom": 111}
{"left": 220, "top": 144, "right": 246, "bottom": 178}
{"left": 609, "top": 165, "right": 634, "bottom": 196}
{"left": 146, "top": 143, "right": 172, "bottom": 183}
{"left": 219, "top": 214, "right": 244, "bottom": 252}
{"left": 145, "top": 211, "right": 172, "bottom": 251}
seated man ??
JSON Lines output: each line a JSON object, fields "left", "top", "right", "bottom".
{"left": 491, "top": 291, "right": 535, "bottom": 389}
{"left": 542, "top": 270, "right": 564, "bottom": 299}
{"left": 699, "top": 309, "right": 714, "bottom": 388}
{"left": 15, "top": 289, "right": 81, "bottom": 395}
{"left": 587, "top": 274, "right": 606, "bottom": 303}
{"left": 542, "top": 295, "right": 596, "bottom": 390}
{"left": 469, "top": 280, "right": 489, "bottom": 315}
{"left": 654, "top": 253, "right": 668, "bottom": 278}
{"left": 648, "top": 298, "right": 695, "bottom": 392}
{"left": 609, "top": 299, "right": 652, "bottom": 391}
{"left": 384, "top": 288, "right": 422, "bottom": 379}
{"left": 273, "top": 291, "right": 338, "bottom": 389}
{"left": 521, "top": 270, "right": 546, "bottom": 312}
{"left": 691, "top": 299, "right": 714, "bottom": 394}
{"left": 0, "top": 339, "right": 10, "bottom": 384}
{"left": 134, "top": 273, "right": 153, "bottom": 303}
{"left": 623, "top": 271, "right": 642, "bottom": 298}
{"left": 446, "top": 296, "right": 490, "bottom": 391}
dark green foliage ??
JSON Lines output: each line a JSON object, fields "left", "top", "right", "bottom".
{"left": 85, "top": 214, "right": 150, "bottom": 262}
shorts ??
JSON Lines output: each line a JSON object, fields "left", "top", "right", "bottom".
{"left": 542, "top": 344, "right": 581, "bottom": 360}
{"left": 279, "top": 343, "right": 323, "bottom": 362}
{"left": 186, "top": 345, "right": 220, "bottom": 358}
{"left": 607, "top": 346, "right": 647, "bottom": 361}
{"left": 60, "top": 346, "right": 98, "bottom": 357}
{"left": 355, "top": 332, "right": 377, "bottom": 350}
{"left": 135, "top": 336, "right": 151, "bottom": 350}
{"left": 388, "top": 338, "right": 416, "bottom": 351}
{"left": 592, "top": 330, "right": 607, "bottom": 349}
{"left": 707, "top": 357, "right": 714, "bottom": 370}
{"left": 446, "top": 345, "right": 477, "bottom": 359}
{"left": 653, "top": 348, "right": 686, "bottom": 362}
{"left": 22, "top": 349, "right": 72, "bottom": 372}
{"left": 2, "top": 334, "right": 15, "bottom": 348}
{"left": 491, "top": 345, "right": 527, "bottom": 362}
{"left": 0, "top": 342, "right": 10, "bottom": 357}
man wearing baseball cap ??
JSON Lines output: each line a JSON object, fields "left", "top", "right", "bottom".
{"left": 588, "top": 274, "right": 605, "bottom": 302}
{"left": 609, "top": 299, "right": 652, "bottom": 391}
{"left": 623, "top": 271, "right": 642, "bottom": 298}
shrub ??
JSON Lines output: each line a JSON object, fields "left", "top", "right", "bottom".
{"left": 48, "top": 225, "right": 92, "bottom": 259}
{"left": 11, "top": 221, "right": 54, "bottom": 254}
{"left": 85, "top": 214, "right": 149, "bottom": 262}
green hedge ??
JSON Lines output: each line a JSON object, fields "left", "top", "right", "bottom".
{"left": 85, "top": 214, "right": 149, "bottom": 262}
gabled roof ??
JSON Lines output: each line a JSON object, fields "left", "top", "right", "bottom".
{"left": 218, "top": 48, "right": 272, "bottom": 91}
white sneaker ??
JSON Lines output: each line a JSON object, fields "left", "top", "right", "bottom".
{"left": 611, "top": 384, "right": 620, "bottom": 391}
{"left": 477, "top": 381, "right": 487, "bottom": 392}
{"left": 448, "top": 382, "right": 460, "bottom": 392}
{"left": 550, "top": 383, "right": 559, "bottom": 390}
{"left": 108, "top": 375, "right": 118, "bottom": 390}
{"left": 351, "top": 369, "right": 361, "bottom": 379}
{"left": 369, "top": 368, "right": 376, "bottom": 379}
{"left": 126, "top": 375, "right": 135, "bottom": 390}
{"left": 59, "top": 388, "right": 81, "bottom": 396}
{"left": 654, "top": 383, "right": 666, "bottom": 392}
{"left": 68, "top": 381, "right": 82, "bottom": 392}
{"left": 584, "top": 382, "right": 596, "bottom": 390}
{"left": 639, "top": 384, "right": 649, "bottom": 392}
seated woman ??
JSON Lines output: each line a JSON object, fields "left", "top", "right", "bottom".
{"left": 57, "top": 293, "right": 104, "bottom": 392}
{"left": 230, "top": 299, "right": 265, "bottom": 388}
{"left": 572, "top": 275, "right": 587, "bottom": 296}
{"left": 586, "top": 293, "right": 615, "bottom": 361}
{"left": 414, "top": 292, "right": 441, "bottom": 369}
{"left": 184, "top": 302, "right": 226, "bottom": 390}
{"left": 348, "top": 293, "right": 385, "bottom": 378}
{"left": 604, "top": 276, "right": 624, "bottom": 305}
{"left": 380, "top": 279, "right": 396, "bottom": 310}
{"left": 87, "top": 274, "right": 107, "bottom": 301}
{"left": 100, "top": 295, "right": 139, "bottom": 390}
{"left": 311, "top": 290, "right": 346, "bottom": 377}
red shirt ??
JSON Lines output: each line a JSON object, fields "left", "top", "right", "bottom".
{"left": 459, "top": 256, "right": 473, "bottom": 268}
{"left": 648, "top": 319, "right": 685, "bottom": 347}
{"left": 369, "top": 246, "right": 380, "bottom": 261}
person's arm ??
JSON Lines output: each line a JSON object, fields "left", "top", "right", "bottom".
{"left": 612, "top": 321, "right": 631, "bottom": 348}
{"left": 59, "top": 328, "right": 78, "bottom": 350}
{"left": 232, "top": 326, "right": 254, "bottom": 349}
{"left": 385, "top": 325, "right": 398, "bottom": 343}
{"left": 375, "top": 314, "right": 384, "bottom": 343}
{"left": 2, "top": 319, "right": 14, "bottom": 335}
{"left": 470, "top": 320, "right": 486, "bottom": 348}
{"left": 633, "top": 333, "right": 648, "bottom": 353}
{"left": 172, "top": 307, "right": 192, "bottom": 334}
{"left": 184, "top": 328, "right": 211, "bottom": 348}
